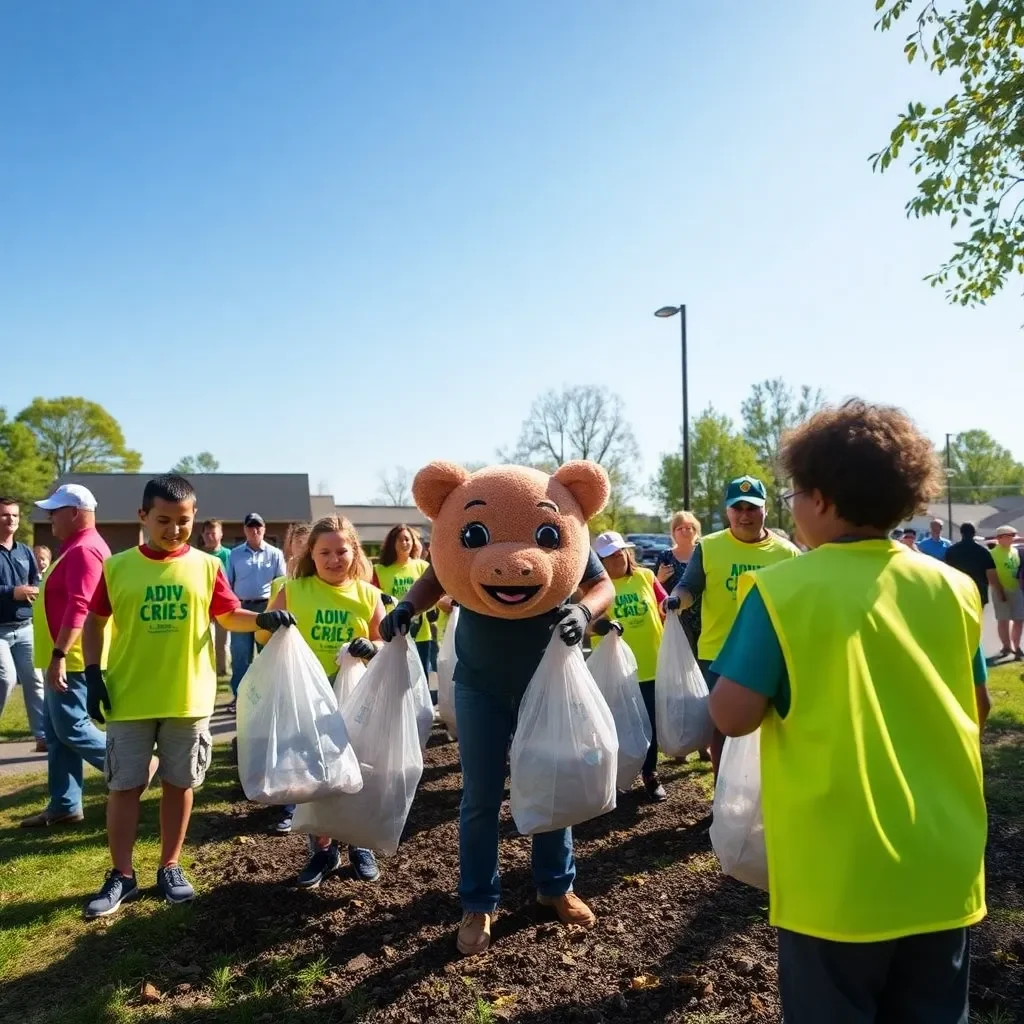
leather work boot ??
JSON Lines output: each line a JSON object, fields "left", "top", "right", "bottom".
{"left": 456, "top": 912, "right": 492, "bottom": 957}
{"left": 537, "top": 892, "right": 597, "bottom": 929}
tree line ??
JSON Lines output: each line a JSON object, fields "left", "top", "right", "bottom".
{"left": 374, "top": 382, "right": 1024, "bottom": 533}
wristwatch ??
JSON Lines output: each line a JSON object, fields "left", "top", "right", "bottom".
{"left": 51, "top": 648, "right": 66, "bottom": 661}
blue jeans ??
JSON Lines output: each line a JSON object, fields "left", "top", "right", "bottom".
{"left": 43, "top": 670, "right": 107, "bottom": 815}
{"left": 454, "top": 681, "right": 575, "bottom": 912}
{"left": 230, "top": 631, "right": 263, "bottom": 697}
{"left": 0, "top": 621, "right": 46, "bottom": 740}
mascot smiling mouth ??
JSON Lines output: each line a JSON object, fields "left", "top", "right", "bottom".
{"left": 482, "top": 585, "right": 542, "bottom": 605}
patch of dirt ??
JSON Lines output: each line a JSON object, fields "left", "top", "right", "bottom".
{"left": 7, "top": 727, "right": 1024, "bottom": 1023}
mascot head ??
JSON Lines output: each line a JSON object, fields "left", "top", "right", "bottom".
{"left": 413, "top": 461, "right": 609, "bottom": 619}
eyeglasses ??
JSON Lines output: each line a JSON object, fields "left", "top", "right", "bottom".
{"left": 782, "top": 489, "right": 803, "bottom": 509}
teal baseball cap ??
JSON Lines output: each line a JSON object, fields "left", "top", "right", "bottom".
{"left": 725, "top": 475, "right": 767, "bottom": 508}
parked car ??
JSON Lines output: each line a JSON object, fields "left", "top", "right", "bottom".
{"left": 624, "top": 533, "right": 672, "bottom": 568}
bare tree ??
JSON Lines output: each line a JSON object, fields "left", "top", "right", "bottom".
{"left": 505, "top": 385, "right": 640, "bottom": 476}
{"left": 375, "top": 466, "right": 413, "bottom": 506}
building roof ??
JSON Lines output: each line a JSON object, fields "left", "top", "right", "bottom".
{"left": 309, "top": 494, "right": 337, "bottom": 521}
{"left": 31, "top": 473, "right": 312, "bottom": 525}
{"left": 337, "top": 504, "right": 431, "bottom": 545}
{"left": 902, "top": 497, "right": 1024, "bottom": 538}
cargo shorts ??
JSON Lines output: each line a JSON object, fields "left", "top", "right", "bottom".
{"left": 105, "top": 717, "right": 212, "bottom": 791}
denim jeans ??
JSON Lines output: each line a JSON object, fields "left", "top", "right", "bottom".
{"left": 454, "top": 681, "right": 575, "bottom": 912}
{"left": 638, "top": 679, "right": 658, "bottom": 778}
{"left": 0, "top": 621, "right": 46, "bottom": 739}
{"left": 43, "top": 670, "right": 107, "bottom": 815}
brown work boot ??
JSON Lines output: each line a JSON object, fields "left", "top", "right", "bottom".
{"left": 456, "top": 912, "right": 492, "bottom": 957}
{"left": 537, "top": 892, "right": 597, "bottom": 929}
{"left": 20, "top": 807, "right": 85, "bottom": 828}
{"left": 34, "top": 738, "right": 48, "bottom": 753}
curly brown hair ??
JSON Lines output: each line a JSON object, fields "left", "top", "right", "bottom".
{"left": 781, "top": 400, "right": 943, "bottom": 531}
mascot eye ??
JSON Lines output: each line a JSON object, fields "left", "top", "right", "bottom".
{"left": 535, "top": 524, "right": 561, "bottom": 550}
{"left": 461, "top": 522, "right": 490, "bottom": 549}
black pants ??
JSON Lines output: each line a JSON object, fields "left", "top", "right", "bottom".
{"left": 778, "top": 927, "right": 971, "bottom": 1024}
{"left": 638, "top": 680, "right": 658, "bottom": 778}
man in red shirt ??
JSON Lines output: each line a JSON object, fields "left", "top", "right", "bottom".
{"left": 21, "top": 484, "right": 111, "bottom": 827}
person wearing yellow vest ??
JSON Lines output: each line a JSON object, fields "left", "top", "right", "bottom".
{"left": 373, "top": 524, "right": 434, "bottom": 676}
{"left": 258, "top": 515, "right": 386, "bottom": 889}
{"left": 708, "top": 401, "right": 990, "bottom": 1023}
{"left": 666, "top": 475, "right": 799, "bottom": 776}
{"left": 79, "top": 475, "right": 294, "bottom": 921}
{"left": 590, "top": 531, "right": 669, "bottom": 802}
{"left": 990, "top": 525, "right": 1023, "bottom": 659}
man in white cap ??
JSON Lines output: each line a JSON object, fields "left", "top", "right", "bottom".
{"left": 991, "top": 525, "right": 1024, "bottom": 659}
{"left": 21, "top": 484, "right": 111, "bottom": 827}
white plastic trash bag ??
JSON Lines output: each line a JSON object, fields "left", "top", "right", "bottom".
{"left": 334, "top": 643, "right": 367, "bottom": 708}
{"left": 710, "top": 729, "right": 768, "bottom": 890}
{"left": 587, "top": 631, "right": 652, "bottom": 792}
{"left": 402, "top": 633, "right": 434, "bottom": 750}
{"left": 655, "top": 613, "right": 713, "bottom": 757}
{"left": 510, "top": 634, "right": 618, "bottom": 835}
{"left": 436, "top": 606, "right": 459, "bottom": 739}
{"left": 292, "top": 633, "right": 425, "bottom": 854}
{"left": 237, "top": 628, "right": 362, "bottom": 804}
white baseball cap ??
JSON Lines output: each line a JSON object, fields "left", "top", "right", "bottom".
{"left": 995, "top": 525, "right": 1017, "bottom": 538}
{"left": 35, "top": 484, "right": 98, "bottom": 512}
{"left": 593, "top": 530, "right": 632, "bottom": 558}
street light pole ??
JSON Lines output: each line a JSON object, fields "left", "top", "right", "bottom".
{"left": 654, "top": 303, "right": 690, "bottom": 509}
{"left": 945, "top": 432, "right": 953, "bottom": 541}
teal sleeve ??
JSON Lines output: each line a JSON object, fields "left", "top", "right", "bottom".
{"left": 973, "top": 646, "right": 987, "bottom": 686}
{"left": 710, "top": 586, "right": 790, "bottom": 717}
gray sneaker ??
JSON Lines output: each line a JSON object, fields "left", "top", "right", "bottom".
{"left": 297, "top": 843, "right": 342, "bottom": 889}
{"left": 156, "top": 864, "right": 195, "bottom": 904}
{"left": 84, "top": 870, "right": 139, "bottom": 920}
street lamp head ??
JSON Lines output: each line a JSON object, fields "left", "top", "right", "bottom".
{"left": 654, "top": 305, "right": 680, "bottom": 318}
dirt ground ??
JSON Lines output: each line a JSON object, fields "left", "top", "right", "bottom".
{"left": 5, "top": 726, "right": 1024, "bottom": 1023}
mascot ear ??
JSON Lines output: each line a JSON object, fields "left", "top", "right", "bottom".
{"left": 413, "top": 462, "right": 471, "bottom": 520}
{"left": 553, "top": 461, "right": 610, "bottom": 521}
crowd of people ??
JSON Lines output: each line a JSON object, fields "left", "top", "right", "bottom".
{"left": 0, "top": 396, "right": 1013, "bottom": 1022}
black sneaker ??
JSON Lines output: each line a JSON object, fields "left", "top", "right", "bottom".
{"left": 157, "top": 864, "right": 195, "bottom": 904}
{"left": 297, "top": 843, "right": 342, "bottom": 889}
{"left": 84, "top": 869, "right": 139, "bottom": 920}
{"left": 643, "top": 774, "right": 668, "bottom": 803}
{"left": 349, "top": 847, "right": 380, "bottom": 882}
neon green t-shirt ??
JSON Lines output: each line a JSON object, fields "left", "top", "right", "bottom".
{"left": 592, "top": 567, "right": 664, "bottom": 681}
{"left": 992, "top": 543, "right": 1021, "bottom": 592}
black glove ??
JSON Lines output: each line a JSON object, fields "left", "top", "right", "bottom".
{"left": 85, "top": 664, "right": 110, "bottom": 724}
{"left": 348, "top": 637, "right": 376, "bottom": 661}
{"left": 380, "top": 600, "right": 415, "bottom": 642}
{"left": 555, "top": 603, "right": 592, "bottom": 646}
{"left": 381, "top": 594, "right": 395, "bottom": 608}
{"left": 665, "top": 594, "right": 681, "bottom": 612}
{"left": 593, "top": 618, "right": 624, "bottom": 637}
{"left": 426, "top": 608, "right": 439, "bottom": 623}
{"left": 256, "top": 610, "right": 296, "bottom": 632}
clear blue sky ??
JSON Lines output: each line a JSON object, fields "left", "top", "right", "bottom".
{"left": 2, "top": 1, "right": 1018, "bottom": 510}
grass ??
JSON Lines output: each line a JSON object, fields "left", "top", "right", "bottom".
{"left": 986, "top": 662, "right": 1024, "bottom": 733}
{"left": 0, "top": 684, "right": 33, "bottom": 740}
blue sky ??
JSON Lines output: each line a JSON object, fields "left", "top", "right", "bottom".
{"left": 2, "top": 1, "right": 1018, "bottom": 510}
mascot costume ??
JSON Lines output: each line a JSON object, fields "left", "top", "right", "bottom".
{"left": 379, "top": 460, "right": 614, "bottom": 957}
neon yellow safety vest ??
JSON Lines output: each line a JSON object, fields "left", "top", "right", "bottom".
{"left": 284, "top": 576, "right": 381, "bottom": 676}
{"left": 376, "top": 559, "right": 431, "bottom": 642}
{"left": 31, "top": 553, "right": 112, "bottom": 672}
{"left": 744, "top": 539, "right": 987, "bottom": 942}
{"left": 992, "top": 544, "right": 1020, "bottom": 592}
{"left": 592, "top": 567, "right": 664, "bottom": 681}
{"left": 436, "top": 607, "right": 450, "bottom": 647}
{"left": 697, "top": 528, "right": 800, "bottom": 661}
{"left": 268, "top": 575, "right": 286, "bottom": 604}
{"left": 103, "top": 547, "right": 222, "bottom": 721}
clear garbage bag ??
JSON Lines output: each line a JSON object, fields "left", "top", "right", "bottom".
{"left": 510, "top": 634, "right": 618, "bottom": 835}
{"left": 586, "top": 630, "right": 652, "bottom": 792}
{"left": 405, "top": 635, "right": 434, "bottom": 751}
{"left": 237, "top": 628, "right": 362, "bottom": 805}
{"left": 436, "top": 606, "right": 459, "bottom": 739}
{"left": 655, "top": 612, "right": 713, "bottom": 757}
{"left": 292, "top": 633, "right": 425, "bottom": 854}
{"left": 710, "top": 729, "right": 768, "bottom": 890}
{"left": 334, "top": 643, "right": 367, "bottom": 708}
